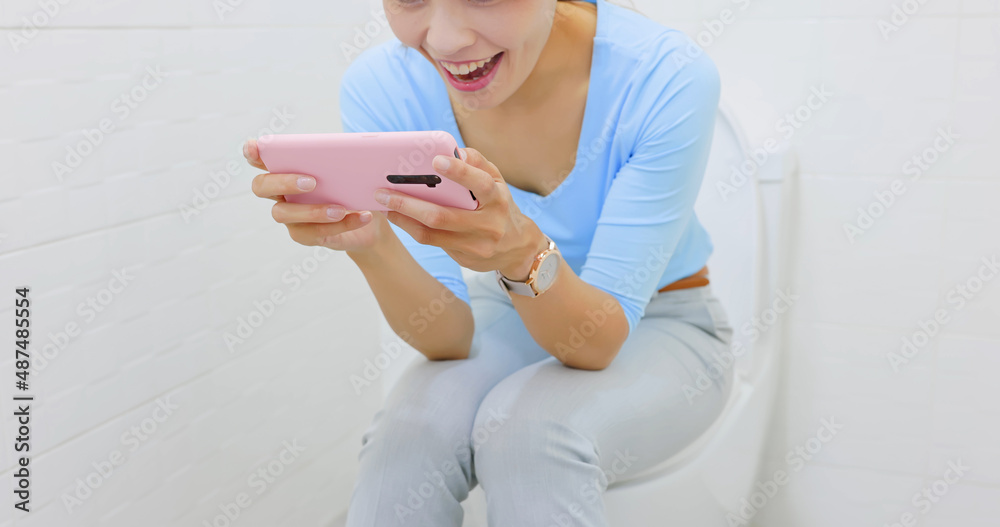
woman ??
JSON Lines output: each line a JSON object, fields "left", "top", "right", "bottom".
{"left": 244, "top": 0, "right": 733, "bottom": 524}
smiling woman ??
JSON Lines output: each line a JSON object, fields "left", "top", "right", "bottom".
{"left": 244, "top": 0, "right": 730, "bottom": 524}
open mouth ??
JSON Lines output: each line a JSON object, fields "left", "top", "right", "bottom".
{"left": 439, "top": 52, "right": 504, "bottom": 84}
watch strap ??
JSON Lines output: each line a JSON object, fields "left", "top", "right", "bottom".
{"left": 497, "top": 273, "right": 538, "bottom": 296}
{"left": 495, "top": 235, "right": 558, "bottom": 298}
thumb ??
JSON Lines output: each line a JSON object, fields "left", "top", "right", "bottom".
{"left": 244, "top": 139, "right": 267, "bottom": 171}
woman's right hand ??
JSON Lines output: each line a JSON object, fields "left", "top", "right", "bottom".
{"left": 244, "top": 139, "right": 392, "bottom": 254}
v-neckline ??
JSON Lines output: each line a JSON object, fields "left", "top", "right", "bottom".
{"left": 443, "top": 0, "right": 602, "bottom": 202}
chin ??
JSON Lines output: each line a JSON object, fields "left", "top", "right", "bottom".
{"left": 449, "top": 88, "right": 505, "bottom": 112}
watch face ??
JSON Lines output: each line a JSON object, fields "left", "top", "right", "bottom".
{"left": 535, "top": 252, "right": 561, "bottom": 292}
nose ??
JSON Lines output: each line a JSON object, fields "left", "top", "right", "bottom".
{"left": 424, "top": 4, "right": 476, "bottom": 59}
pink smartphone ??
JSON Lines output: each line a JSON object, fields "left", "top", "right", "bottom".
{"left": 256, "top": 131, "right": 479, "bottom": 212}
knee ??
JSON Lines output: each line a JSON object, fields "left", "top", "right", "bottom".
{"left": 471, "top": 387, "right": 601, "bottom": 485}
{"left": 361, "top": 373, "right": 477, "bottom": 471}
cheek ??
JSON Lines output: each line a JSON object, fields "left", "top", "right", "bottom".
{"left": 468, "top": 9, "right": 546, "bottom": 58}
{"left": 384, "top": 5, "right": 421, "bottom": 47}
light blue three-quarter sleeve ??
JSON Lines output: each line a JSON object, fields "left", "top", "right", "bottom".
{"left": 578, "top": 48, "right": 721, "bottom": 334}
{"left": 339, "top": 56, "right": 471, "bottom": 308}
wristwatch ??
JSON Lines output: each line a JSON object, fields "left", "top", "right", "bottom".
{"left": 495, "top": 234, "right": 562, "bottom": 298}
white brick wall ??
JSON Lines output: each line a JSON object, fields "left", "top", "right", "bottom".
{"left": 2, "top": 0, "right": 998, "bottom": 526}
{"left": 0, "top": 1, "right": 392, "bottom": 525}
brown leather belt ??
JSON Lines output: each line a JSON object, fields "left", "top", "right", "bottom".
{"left": 657, "top": 266, "right": 709, "bottom": 293}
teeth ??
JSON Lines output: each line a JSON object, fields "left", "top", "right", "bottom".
{"left": 442, "top": 56, "right": 493, "bottom": 77}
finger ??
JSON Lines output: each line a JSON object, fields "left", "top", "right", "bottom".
{"left": 388, "top": 212, "right": 491, "bottom": 262}
{"left": 386, "top": 210, "right": 462, "bottom": 248}
{"left": 244, "top": 139, "right": 267, "bottom": 171}
{"left": 271, "top": 201, "right": 348, "bottom": 224}
{"left": 286, "top": 212, "right": 373, "bottom": 247}
{"left": 251, "top": 172, "right": 317, "bottom": 200}
{"left": 431, "top": 149, "right": 497, "bottom": 203}
{"left": 374, "top": 188, "right": 460, "bottom": 232}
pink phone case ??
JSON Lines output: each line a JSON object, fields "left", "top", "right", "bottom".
{"left": 256, "top": 131, "right": 479, "bottom": 212}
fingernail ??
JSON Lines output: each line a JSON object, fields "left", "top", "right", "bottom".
{"left": 243, "top": 141, "right": 249, "bottom": 157}
{"left": 297, "top": 176, "right": 315, "bottom": 190}
{"left": 326, "top": 206, "right": 345, "bottom": 220}
{"left": 359, "top": 211, "right": 373, "bottom": 223}
{"left": 433, "top": 156, "right": 451, "bottom": 172}
{"left": 459, "top": 148, "right": 467, "bottom": 161}
{"left": 374, "top": 189, "right": 390, "bottom": 205}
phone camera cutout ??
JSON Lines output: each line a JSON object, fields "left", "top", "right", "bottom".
{"left": 386, "top": 175, "right": 442, "bottom": 188}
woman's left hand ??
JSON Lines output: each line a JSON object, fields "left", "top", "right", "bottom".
{"left": 373, "top": 147, "right": 543, "bottom": 278}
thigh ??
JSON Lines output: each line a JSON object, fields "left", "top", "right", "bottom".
{"left": 473, "top": 285, "right": 735, "bottom": 485}
{"left": 379, "top": 271, "right": 551, "bottom": 440}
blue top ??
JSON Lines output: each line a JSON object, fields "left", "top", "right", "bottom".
{"left": 339, "top": 0, "right": 720, "bottom": 335}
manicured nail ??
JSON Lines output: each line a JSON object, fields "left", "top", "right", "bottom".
{"left": 433, "top": 156, "right": 451, "bottom": 172}
{"left": 374, "top": 190, "right": 390, "bottom": 205}
{"left": 359, "top": 211, "right": 373, "bottom": 223}
{"left": 326, "top": 206, "right": 345, "bottom": 220}
{"left": 243, "top": 141, "right": 249, "bottom": 157}
{"left": 297, "top": 176, "right": 315, "bottom": 190}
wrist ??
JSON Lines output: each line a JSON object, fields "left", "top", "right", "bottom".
{"left": 499, "top": 223, "right": 549, "bottom": 282}
{"left": 347, "top": 230, "right": 399, "bottom": 268}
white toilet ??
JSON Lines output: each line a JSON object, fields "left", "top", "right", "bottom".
{"left": 377, "top": 102, "right": 797, "bottom": 526}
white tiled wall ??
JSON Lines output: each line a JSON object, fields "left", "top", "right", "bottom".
{"left": 0, "top": 1, "right": 392, "bottom": 525}
{"left": 628, "top": 0, "right": 1000, "bottom": 525}
{"left": 2, "top": 0, "right": 997, "bottom": 525}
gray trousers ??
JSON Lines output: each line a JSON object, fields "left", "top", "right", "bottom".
{"left": 346, "top": 270, "right": 734, "bottom": 527}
